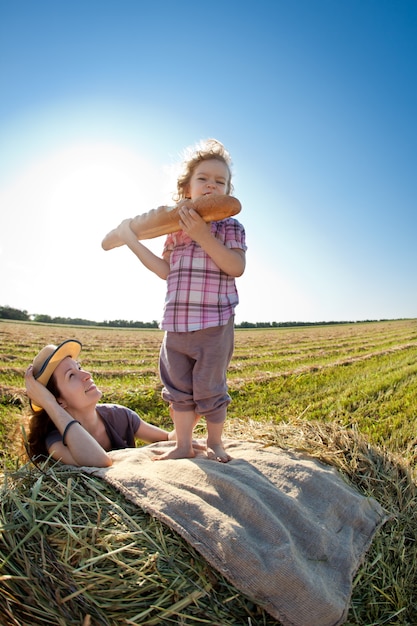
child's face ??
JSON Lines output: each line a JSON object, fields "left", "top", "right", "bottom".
{"left": 186, "top": 159, "right": 230, "bottom": 200}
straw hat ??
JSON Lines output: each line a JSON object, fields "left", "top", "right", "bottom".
{"left": 31, "top": 339, "right": 82, "bottom": 411}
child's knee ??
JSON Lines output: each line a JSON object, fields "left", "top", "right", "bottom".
{"left": 202, "top": 404, "right": 228, "bottom": 424}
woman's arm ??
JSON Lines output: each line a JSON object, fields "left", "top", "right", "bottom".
{"left": 46, "top": 426, "right": 113, "bottom": 467}
{"left": 25, "top": 367, "right": 112, "bottom": 467}
{"left": 135, "top": 417, "right": 206, "bottom": 449}
{"left": 116, "top": 218, "right": 170, "bottom": 279}
{"left": 134, "top": 421, "right": 175, "bottom": 443}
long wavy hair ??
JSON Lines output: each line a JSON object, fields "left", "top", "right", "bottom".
{"left": 26, "top": 375, "right": 61, "bottom": 460}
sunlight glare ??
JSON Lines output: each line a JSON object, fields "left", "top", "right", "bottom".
{"left": 0, "top": 141, "right": 173, "bottom": 321}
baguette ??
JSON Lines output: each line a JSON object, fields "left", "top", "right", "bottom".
{"left": 102, "top": 195, "right": 241, "bottom": 251}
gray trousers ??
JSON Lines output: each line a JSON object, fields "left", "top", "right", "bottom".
{"left": 159, "top": 316, "right": 234, "bottom": 424}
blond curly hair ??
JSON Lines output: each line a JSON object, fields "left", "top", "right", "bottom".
{"left": 174, "top": 138, "right": 234, "bottom": 201}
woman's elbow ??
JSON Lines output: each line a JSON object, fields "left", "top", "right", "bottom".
{"left": 99, "top": 455, "right": 113, "bottom": 467}
{"left": 75, "top": 453, "right": 113, "bottom": 468}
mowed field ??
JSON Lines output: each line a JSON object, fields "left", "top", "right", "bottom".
{"left": 1, "top": 318, "right": 417, "bottom": 625}
{"left": 1, "top": 318, "right": 416, "bottom": 468}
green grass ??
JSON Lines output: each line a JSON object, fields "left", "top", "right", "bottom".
{"left": 1, "top": 318, "right": 417, "bottom": 464}
{"left": 1, "top": 318, "right": 417, "bottom": 625}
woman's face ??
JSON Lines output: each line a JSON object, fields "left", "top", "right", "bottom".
{"left": 52, "top": 356, "right": 102, "bottom": 411}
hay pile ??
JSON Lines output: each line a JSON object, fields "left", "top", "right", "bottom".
{"left": 1, "top": 419, "right": 416, "bottom": 626}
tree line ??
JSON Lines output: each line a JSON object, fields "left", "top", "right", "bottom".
{"left": 0, "top": 305, "right": 389, "bottom": 329}
{"left": 0, "top": 306, "right": 159, "bottom": 329}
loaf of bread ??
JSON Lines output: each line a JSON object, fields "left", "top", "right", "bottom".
{"left": 102, "top": 195, "right": 241, "bottom": 250}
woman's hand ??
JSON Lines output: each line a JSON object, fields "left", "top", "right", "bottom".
{"left": 25, "top": 365, "right": 57, "bottom": 411}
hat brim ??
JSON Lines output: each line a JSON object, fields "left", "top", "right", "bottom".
{"left": 31, "top": 339, "right": 82, "bottom": 412}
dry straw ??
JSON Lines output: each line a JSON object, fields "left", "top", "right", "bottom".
{"left": 1, "top": 418, "right": 416, "bottom": 625}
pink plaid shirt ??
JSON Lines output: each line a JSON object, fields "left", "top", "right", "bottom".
{"left": 161, "top": 218, "right": 246, "bottom": 332}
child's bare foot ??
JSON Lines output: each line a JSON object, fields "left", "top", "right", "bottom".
{"left": 153, "top": 445, "right": 195, "bottom": 461}
{"left": 168, "top": 430, "right": 205, "bottom": 447}
{"left": 207, "top": 443, "right": 231, "bottom": 463}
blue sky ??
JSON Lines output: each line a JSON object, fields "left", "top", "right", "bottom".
{"left": 1, "top": 0, "right": 416, "bottom": 324}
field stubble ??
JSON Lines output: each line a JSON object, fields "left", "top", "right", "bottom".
{"left": 1, "top": 319, "right": 417, "bottom": 625}
{"left": 1, "top": 318, "right": 417, "bottom": 466}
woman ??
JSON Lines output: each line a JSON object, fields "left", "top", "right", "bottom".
{"left": 25, "top": 339, "right": 179, "bottom": 467}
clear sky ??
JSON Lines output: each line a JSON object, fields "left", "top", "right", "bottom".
{"left": 1, "top": 0, "right": 416, "bottom": 325}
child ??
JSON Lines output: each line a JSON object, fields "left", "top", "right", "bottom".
{"left": 116, "top": 139, "right": 247, "bottom": 462}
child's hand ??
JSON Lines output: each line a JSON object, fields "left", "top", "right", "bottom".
{"left": 178, "top": 206, "right": 211, "bottom": 243}
{"left": 116, "top": 218, "right": 136, "bottom": 244}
